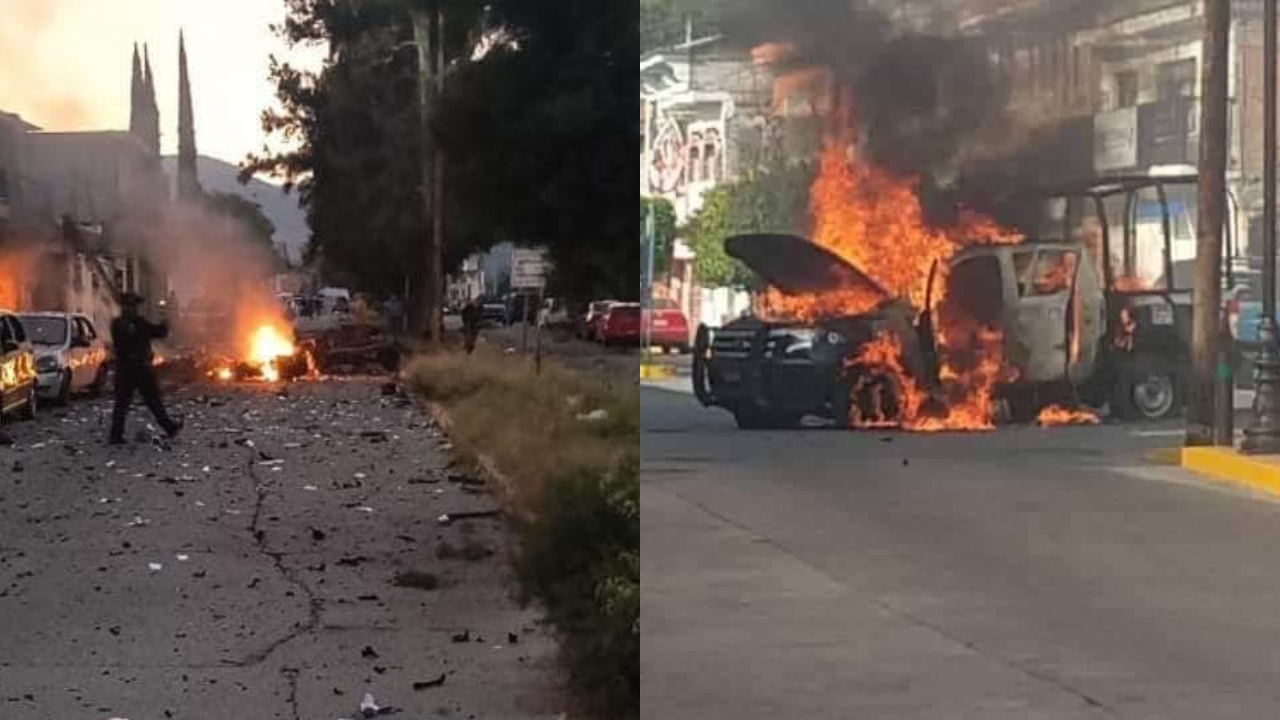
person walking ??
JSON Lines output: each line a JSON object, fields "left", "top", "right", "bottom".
{"left": 461, "top": 297, "right": 482, "bottom": 354}
{"left": 108, "top": 292, "right": 182, "bottom": 444}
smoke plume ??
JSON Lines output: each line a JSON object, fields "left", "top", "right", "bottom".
{"left": 126, "top": 199, "right": 285, "bottom": 358}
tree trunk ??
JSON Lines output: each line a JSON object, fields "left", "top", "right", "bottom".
{"left": 1187, "top": 0, "right": 1230, "bottom": 446}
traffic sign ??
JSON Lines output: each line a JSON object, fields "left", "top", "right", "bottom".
{"left": 511, "top": 249, "right": 545, "bottom": 289}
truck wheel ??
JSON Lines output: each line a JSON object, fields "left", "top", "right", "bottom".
{"left": 1113, "top": 357, "right": 1183, "bottom": 421}
{"left": 732, "top": 405, "right": 797, "bottom": 430}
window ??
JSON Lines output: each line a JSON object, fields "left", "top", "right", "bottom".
{"left": 1013, "top": 250, "right": 1037, "bottom": 297}
{"left": 1028, "top": 250, "right": 1076, "bottom": 296}
{"left": 944, "top": 255, "right": 1005, "bottom": 329}
{"left": 7, "top": 315, "right": 26, "bottom": 344}
{"left": 688, "top": 144, "right": 702, "bottom": 183}
{"left": 1157, "top": 59, "right": 1196, "bottom": 100}
{"left": 80, "top": 317, "right": 97, "bottom": 340}
{"left": 1115, "top": 71, "right": 1138, "bottom": 108}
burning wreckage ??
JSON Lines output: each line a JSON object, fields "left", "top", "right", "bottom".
{"left": 693, "top": 143, "right": 1215, "bottom": 431}
{"left": 164, "top": 310, "right": 400, "bottom": 386}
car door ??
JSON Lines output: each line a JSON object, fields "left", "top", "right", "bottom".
{"left": 79, "top": 317, "right": 105, "bottom": 385}
{"left": 0, "top": 315, "right": 16, "bottom": 411}
{"left": 1010, "top": 247, "right": 1077, "bottom": 384}
{"left": 64, "top": 317, "right": 86, "bottom": 388}
{"left": 1066, "top": 252, "right": 1106, "bottom": 386}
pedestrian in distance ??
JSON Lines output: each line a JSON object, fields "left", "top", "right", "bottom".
{"left": 461, "top": 298, "right": 482, "bottom": 354}
{"left": 108, "top": 292, "right": 182, "bottom": 445}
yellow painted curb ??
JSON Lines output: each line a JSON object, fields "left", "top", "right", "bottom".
{"left": 640, "top": 364, "right": 674, "bottom": 380}
{"left": 1181, "top": 446, "right": 1280, "bottom": 498}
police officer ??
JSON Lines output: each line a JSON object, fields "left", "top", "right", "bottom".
{"left": 109, "top": 292, "right": 182, "bottom": 444}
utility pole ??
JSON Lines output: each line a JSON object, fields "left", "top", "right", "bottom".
{"left": 1244, "top": 0, "right": 1280, "bottom": 453}
{"left": 411, "top": 4, "right": 444, "bottom": 349}
{"left": 1187, "top": 0, "right": 1230, "bottom": 447}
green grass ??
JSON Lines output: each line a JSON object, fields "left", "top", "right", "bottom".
{"left": 406, "top": 347, "right": 638, "bottom": 719}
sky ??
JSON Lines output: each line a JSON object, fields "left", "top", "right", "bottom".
{"left": 0, "top": 0, "right": 326, "bottom": 174}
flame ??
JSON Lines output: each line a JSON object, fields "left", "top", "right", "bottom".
{"left": 214, "top": 366, "right": 233, "bottom": 382}
{"left": 783, "top": 113, "right": 1021, "bottom": 431}
{"left": 247, "top": 324, "right": 294, "bottom": 383}
{"left": 1036, "top": 404, "right": 1100, "bottom": 426}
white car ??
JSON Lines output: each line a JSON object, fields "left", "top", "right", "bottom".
{"left": 20, "top": 312, "right": 108, "bottom": 404}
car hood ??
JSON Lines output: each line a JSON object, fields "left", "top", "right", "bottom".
{"left": 725, "top": 233, "right": 889, "bottom": 299}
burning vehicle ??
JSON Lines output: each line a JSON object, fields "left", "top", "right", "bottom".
{"left": 694, "top": 171, "right": 1237, "bottom": 430}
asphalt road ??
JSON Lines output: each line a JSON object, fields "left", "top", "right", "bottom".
{"left": 642, "top": 385, "right": 1280, "bottom": 719}
{"left": 0, "top": 378, "right": 562, "bottom": 719}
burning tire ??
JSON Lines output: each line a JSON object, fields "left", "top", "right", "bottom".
{"left": 1112, "top": 356, "right": 1183, "bottom": 421}
{"left": 839, "top": 367, "right": 902, "bottom": 429}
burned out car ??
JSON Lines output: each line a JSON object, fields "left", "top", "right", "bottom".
{"left": 692, "top": 233, "right": 934, "bottom": 429}
{"left": 696, "top": 173, "right": 1234, "bottom": 430}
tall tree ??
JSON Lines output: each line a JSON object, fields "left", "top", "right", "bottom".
{"left": 245, "top": 0, "right": 635, "bottom": 307}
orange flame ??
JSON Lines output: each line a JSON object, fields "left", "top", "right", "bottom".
{"left": 787, "top": 112, "right": 1021, "bottom": 431}
{"left": 246, "top": 324, "right": 295, "bottom": 383}
{"left": 1036, "top": 404, "right": 1100, "bottom": 426}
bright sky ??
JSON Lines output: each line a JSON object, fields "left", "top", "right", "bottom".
{"left": 0, "top": 0, "right": 326, "bottom": 175}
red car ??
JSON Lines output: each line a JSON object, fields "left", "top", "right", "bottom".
{"left": 645, "top": 298, "right": 691, "bottom": 353}
{"left": 600, "top": 303, "right": 641, "bottom": 346}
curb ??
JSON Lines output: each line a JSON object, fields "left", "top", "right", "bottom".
{"left": 639, "top": 364, "right": 674, "bottom": 380}
{"left": 423, "top": 401, "right": 534, "bottom": 525}
{"left": 1180, "top": 446, "right": 1280, "bottom": 498}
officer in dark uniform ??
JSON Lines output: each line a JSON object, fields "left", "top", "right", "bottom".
{"left": 109, "top": 292, "right": 182, "bottom": 444}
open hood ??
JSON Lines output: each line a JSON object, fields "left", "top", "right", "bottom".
{"left": 725, "top": 233, "right": 889, "bottom": 298}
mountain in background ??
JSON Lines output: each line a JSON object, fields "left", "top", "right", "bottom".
{"left": 161, "top": 155, "right": 309, "bottom": 263}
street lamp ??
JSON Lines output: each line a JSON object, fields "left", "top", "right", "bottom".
{"left": 1243, "top": 0, "right": 1280, "bottom": 453}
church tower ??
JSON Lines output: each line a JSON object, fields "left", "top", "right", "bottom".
{"left": 176, "top": 30, "right": 201, "bottom": 200}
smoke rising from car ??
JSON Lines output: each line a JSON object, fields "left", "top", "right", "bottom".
{"left": 125, "top": 199, "right": 285, "bottom": 356}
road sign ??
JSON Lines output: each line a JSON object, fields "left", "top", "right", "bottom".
{"left": 511, "top": 249, "right": 545, "bottom": 289}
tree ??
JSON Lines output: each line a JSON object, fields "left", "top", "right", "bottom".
{"left": 682, "top": 161, "right": 814, "bottom": 287}
{"left": 202, "top": 191, "right": 276, "bottom": 250}
{"left": 433, "top": 0, "right": 637, "bottom": 301}
{"left": 246, "top": 0, "right": 635, "bottom": 309}
{"left": 640, "top": 196, "right": 676, "bottom": 277}
{"left": 243, "top": 0, "right": 483, "bottom": 323}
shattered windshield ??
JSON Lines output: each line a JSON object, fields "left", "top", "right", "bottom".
{"left": 19, "top": 316, "right": 68, "bottom": 346}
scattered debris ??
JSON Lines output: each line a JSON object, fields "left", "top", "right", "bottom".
{"left": 412, "top": 673, "right": 446, "bottom": 690}
{"left": 361, "top": 645, "right": 379, "bottom": 659}
{"left": 575, "top": 408, "right": 609, "bottom": 422}
{"left": 147, "top": 563, "right": 163, "bottom": 573}
{"left": 451, "top": 630, "right": 470, "bottom": 643}
{"left": 437, "top": 509, "right": 501, "bottom": 525}
{"left": 392, "top": 571, "right": 440, "bottom": 591}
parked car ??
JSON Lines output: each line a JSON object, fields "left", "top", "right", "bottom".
{"left": 20, "top": 312, "right": 108, "bottom": 404}
{"left": 646, "top": 298, "right": 691, "bottom": 353}
{"left": 479, "top": 297, "right": 507, "bottom": 326}
{"left": 0, "top": 312, "right": 38, "bottom": 419}
{"left": 600, "top": 303, "right": 642, "bottom": 347}
{"left": 580, "top": 300, "right": 617, "bottom": 340}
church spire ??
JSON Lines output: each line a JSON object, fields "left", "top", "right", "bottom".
{"left": 177, "top": 29, "right": 200, "bottom": 200}
{"left": 129, "top": 43, "right": 145, "bottom": 140}
{"left": 142, "top": 43, "right": 160, "bottom": 157}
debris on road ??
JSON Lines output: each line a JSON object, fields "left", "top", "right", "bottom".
{"left": 392, "top": 570, "right": 440, "bottom": 590}
{"left": 412, "top": 673, "right": 446, "bottom": 690}
{"left": 437, "top": 509, "right": 502, "bottom": 525}
{"left": 575, "top": 408, "right": 609, "bottom": 422}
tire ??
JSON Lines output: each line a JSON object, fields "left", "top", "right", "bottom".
{"left": 88, "top": 366, "right": 107, "bottom": 398}
{"left": 55, "top": 370, "right": 71, "bottom": 406}
{"left": 732, "top": 404, "right": 798, "bottom": 430}
{"left": 1113, "top": 357, "right": 1183, "bottom": 421}
{"left": 18, "top": 384, "right": 36, "bottom": 421}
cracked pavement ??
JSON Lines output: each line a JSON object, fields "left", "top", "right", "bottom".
{"left": 0, "top": 377, "right": 563, "bottom": 719}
